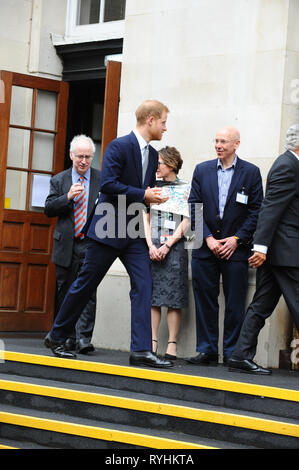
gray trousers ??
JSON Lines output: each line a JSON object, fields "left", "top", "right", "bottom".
{"left": 232, "top": 262, "right": 299, "bottom": 360}
{"left": 55, "top": 238, "right": 96, "bottom": 342}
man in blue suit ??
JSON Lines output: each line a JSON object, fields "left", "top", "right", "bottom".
{"left": 187, "top": 127, "right": 263, "bottom": 365}
{"left": 45, "top": 100, "right": 173, "bottom": 368}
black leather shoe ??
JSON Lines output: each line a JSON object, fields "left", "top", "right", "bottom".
{"left": 52, "top": 345, "right": 77, "bottom": 359}
{"left": 228, "top": 358, "right": 272, "bottom": 375}
{"left": 185, "top": 352, "right": 218, "bottom": 365}
{"left": 222, "top": 355, "right": 231, "bottom": 366}
{"left": 164, "top": 353, "right": 176, "bottom": 360}
{"left": 44, "top": 333, "right": 61, "bottom": 349}
{"left": 65, "top": 338, "right": 77, "bottom": 351}
{"left": 165, "top": 341, "right": 177, "bottom": 360}
{"left": 44, "top": 334, "right": 76, "bottom": 359}
{"left": 129, "top": 351, "right": 173, "bottom": 368}
{"left": 77, "top": 339, "right": 95, "bottom": 354}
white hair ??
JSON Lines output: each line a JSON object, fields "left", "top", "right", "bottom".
{"left": 70, "top": 134, "right": 96, "bottom": 154}
{"left": 285, "top": 124, "right": 299, "bottom": 151}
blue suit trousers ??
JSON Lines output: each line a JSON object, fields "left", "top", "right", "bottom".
{"left": 191, "top": 256, "right": 248, "bottom": 359}
{"left": 50, "top": 238, "right": 153, "bottom": 352}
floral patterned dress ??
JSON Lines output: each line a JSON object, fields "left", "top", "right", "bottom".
{"left": 150, "top": 179, "right": 189, "bottom": 309}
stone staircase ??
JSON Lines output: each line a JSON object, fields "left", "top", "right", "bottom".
{"left": 0, "top": 342, "right": 299, "bottom": 450}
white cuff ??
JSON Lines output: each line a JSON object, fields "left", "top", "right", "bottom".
{"left": 253, "top": 244, "right": 268, "bottom": 254}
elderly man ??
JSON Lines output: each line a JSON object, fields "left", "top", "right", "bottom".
{"left": 229, "top": 124, "right": 299, "bottom": 375}
{"left": 187, "top": 127, "right": 263, "bottom": 365}
{"left": 44, "top": 135, "right": 101, "bottom": 354}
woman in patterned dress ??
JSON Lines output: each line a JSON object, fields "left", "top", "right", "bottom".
{"left": 144, "top": 146, "right": 190, "bottom": 359}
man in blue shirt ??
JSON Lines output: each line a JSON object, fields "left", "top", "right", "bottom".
{"left": 187, "top": 127, "right": 263, "bottom": 365}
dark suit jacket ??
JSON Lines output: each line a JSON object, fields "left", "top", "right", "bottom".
{"left": 253, "top": 150, "right": 299, "bottom": 267}
{"left": 189, "top": 156, "right": 263, "bottom": 261}
{"left": 44, "top": 167, "right": 101, "bottom": 268}
{"left": 87, "top": 131, "right": 158, "bottom": 249}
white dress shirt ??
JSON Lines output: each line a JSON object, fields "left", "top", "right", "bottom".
{"left": 133, "top": 129, "right": 149, "bottom": 166}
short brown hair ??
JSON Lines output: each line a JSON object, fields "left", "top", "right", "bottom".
{"left": 159, "top": 146, "right": 183, "bottom": 174}
{"left": 135, "top": 100, "right": 169, "bottom": 125}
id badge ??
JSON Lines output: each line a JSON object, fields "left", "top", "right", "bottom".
{"left": 164, "top": 219, "right": 176, "bottom": 230}
{"left": 236, "top": 192, "right": 248, "bottom": 204}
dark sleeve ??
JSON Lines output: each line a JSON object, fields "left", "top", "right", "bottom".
{"left": 254, "top": 159, "right": 297, "bottom": 247}
{"left": 44, "top": 176, "right": 73, "bottom": 218}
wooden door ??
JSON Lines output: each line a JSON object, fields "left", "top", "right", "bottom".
{"left": 100, "top": 60, "right": 122, "bottom": 164}
{"left": 0, "top": 71, "right": 69, "bottom": 331}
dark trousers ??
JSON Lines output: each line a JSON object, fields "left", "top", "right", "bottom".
{"left": 50, "top": 238, "right": 153, "bottom": 352}
{"left": 191, "top": 256, "right": 248, "bottom": 359}
{"left": 232, "top": 263, "right": 299, "bottom": 360}
{"left": 55, "top": 238, "right": 96, "bottom": 343}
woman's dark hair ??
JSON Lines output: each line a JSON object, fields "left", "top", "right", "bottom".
{"left": 158, "top": 146, "right": 183, "bottom": 174}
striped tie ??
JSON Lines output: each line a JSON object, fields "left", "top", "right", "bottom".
{"left": 74, "top": 176, "right": 87, "bottom": 239}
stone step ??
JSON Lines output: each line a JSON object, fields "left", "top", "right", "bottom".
{"left": 1, "top": 344, "right": 299, "bottom": 449}
{"left": 0, "top": 373, "right": 299, "bottom": 449}
{"left": 2, "top": 350, "right": 299, "bottom": 421}
{"left": 0, "top": 405, "right": 223, "bottom": 450}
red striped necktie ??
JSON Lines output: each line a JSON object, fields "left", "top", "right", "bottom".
{"left": 74, "top": 176, "right": 87, "bottom": 239}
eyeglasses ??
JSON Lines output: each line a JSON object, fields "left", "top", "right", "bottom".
{"left": 213, "top": 139, "right": 237, "bottom": 145}
{"left": 157, "top": 161, "right": 167, "bottom": 166}
{"left": 73, "top": 154, "right": 93, "bottom": 160}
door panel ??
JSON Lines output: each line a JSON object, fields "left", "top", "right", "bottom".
{"left": 0, "top": 71, "right": 69, "bottom": 331}
{"left": 0, "top": 263, "right": 20, "bottom": 310}
{"left": 25, "top": 264, "right": 48, "bottom": 311}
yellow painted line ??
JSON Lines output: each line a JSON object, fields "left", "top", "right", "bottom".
{"left": 1, "top": 379, "right": 299, "bottom": 439}
{"left": 0, "top": 411, "right": 213, "bottom": 449}
{"left": 2, "top": 350, "right": 299, "bottom": 404}
{"left": 0, "top": 444, "right": 18, "bottom": 449}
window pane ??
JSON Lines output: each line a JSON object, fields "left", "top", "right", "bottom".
{"left": 78, "top": 0, "right": 101, "bottom": 25}
{"left": 7, "top": 128, "right": 30, "bottom": 168}
{"left": 32, "top": 132, "right": 55, "bottom": 172}
{"left": 30, "top": 173, "right": 52, "bottom": 212}
{"left": 91, "top": 144, "right": 101, "bottom": 170}
{"left": 104, "top": 0, "right": 126, "bottom": 22}
{"left": 10, "top": 86, "right": 33, "bottom": 127}
{"left": 5, "top": 170, "right": 27, "bottom": 210}
{"left": 35, "top": 90, "right": 57, "bottom": 131}
{"left": 92, "top": 102, "right": 103, "bottom": 140}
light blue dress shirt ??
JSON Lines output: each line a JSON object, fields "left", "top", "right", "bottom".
{"left": 217, "top": 155, "right": 237, "bottom": 219}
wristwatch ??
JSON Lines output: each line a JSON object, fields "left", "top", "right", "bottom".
{"left": 234, "top": 236, "right": 243, "bottom": 245}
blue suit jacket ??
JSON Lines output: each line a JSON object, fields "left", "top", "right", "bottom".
{"left": 88, "top": 131, "right": 158, "bottom": 249}
{"left": 189, "top": 156, "right": 263, "bottom": 260}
